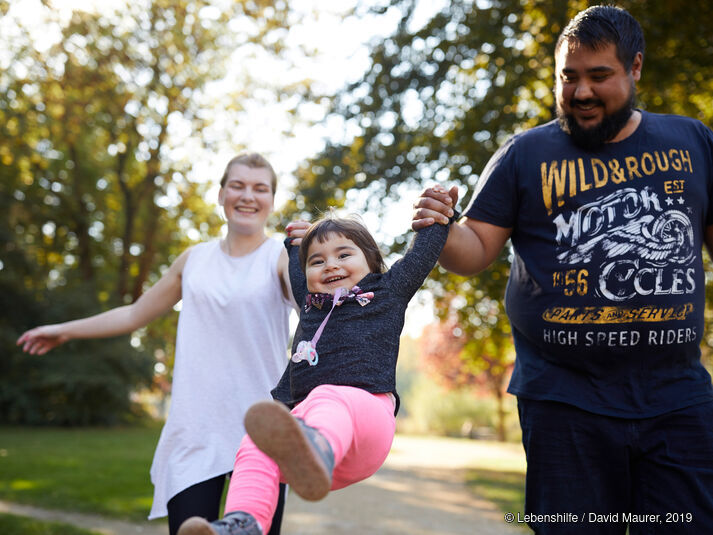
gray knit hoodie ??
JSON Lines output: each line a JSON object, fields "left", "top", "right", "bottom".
{"left": 271, "top": 221, "right": 450, "bottom": 414}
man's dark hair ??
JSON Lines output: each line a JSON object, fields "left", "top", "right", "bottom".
{"left": 555, "top": 5, "right": 645, "bottom": 71}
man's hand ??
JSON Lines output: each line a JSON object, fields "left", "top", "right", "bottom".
{"left": 412, "top": 185, "right": 459, "bottom": 230}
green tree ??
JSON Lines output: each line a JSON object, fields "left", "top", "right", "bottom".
{"left": 0, "top": 0, "right": 299, "bottom": 424}
{"left": 283, "top": 0, "right": 713, "bottom": 394}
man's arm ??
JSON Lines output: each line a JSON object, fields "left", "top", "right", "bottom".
{"left": 440, "top": 218, "right": 511, "bottom": 276}
{"left": 412, "top": 185, "right": 511, "bottom": 276}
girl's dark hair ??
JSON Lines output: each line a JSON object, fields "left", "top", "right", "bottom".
{"left": 299, "top": 215, "right": 386, "bottom": 274}
{"left": 555, "top": 5, "right": 645, "bottom": 71}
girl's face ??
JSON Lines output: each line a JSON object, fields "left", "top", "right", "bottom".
{"left": 305, "top": 233, "right": 371, "bottom": 294}
{"left": 218, "top": 163, "right": 274, "bottom": 235}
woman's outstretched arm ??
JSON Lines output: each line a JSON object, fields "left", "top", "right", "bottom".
{"left": 16, "top": 248, "right": 191, "bottom": 355}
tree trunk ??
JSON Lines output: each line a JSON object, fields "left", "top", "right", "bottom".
{"left": 495, "top": 387, "right": 506, "bottom": 442}
{"left": 69, "top": 144, "right": 95, "bottom": 284}
{"left": 131, "top": 203, "right": 159, "bottom": 302}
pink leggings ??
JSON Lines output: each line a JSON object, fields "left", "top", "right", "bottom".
{"left": 224, "top": 384, "right": 396, "bottom": 533}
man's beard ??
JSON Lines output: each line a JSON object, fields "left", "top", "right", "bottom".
{"left": 557, "top": 83, "right": 636, "bottom": 150}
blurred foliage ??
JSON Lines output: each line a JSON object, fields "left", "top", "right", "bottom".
{"left": 4, "top": 0, "right": 711, "bottom": 425}
{"left": 282, "top": 0, "right": 713, "bottom": 392}
{"left": 398, "top": 373, "right": 520, "bottom": 441}
{"left": 398, "top": 333, "right": 518, "bottom": 441}
{"left": 0, "top": 0, "right": 301, "bottom": 425}
{"left": 420, "top": 318, "right": 513, "bottom": 440}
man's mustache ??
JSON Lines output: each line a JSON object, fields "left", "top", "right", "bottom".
{"left": 570, "top": 98, "right": 604, "bottom": 107}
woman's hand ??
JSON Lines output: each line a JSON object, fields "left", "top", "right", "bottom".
{"left": 17, "top": 325, "right": 69, "bottom": 355}
{"left": 285, "top": 220, "right": 311, "bottom": 246}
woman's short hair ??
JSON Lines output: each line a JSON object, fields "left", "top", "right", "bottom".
{"left": 220, "top": 153, "right": 278, "bottom": 193}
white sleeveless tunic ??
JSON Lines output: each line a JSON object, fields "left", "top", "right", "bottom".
{"left": 148, "top": 238, "right": 291, "bottom": 519}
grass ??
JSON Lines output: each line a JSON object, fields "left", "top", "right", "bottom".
{"left": 0, "top": 513, "right": 102, "bottom": 535}
{"left": 466, "top": 467, "right": 526, "bottom": 518}
{"left": 451, "top": 437, "right": 528, "bottom": 529}
{"left": 0, "top": 425, "right": 161, "bottom": 521}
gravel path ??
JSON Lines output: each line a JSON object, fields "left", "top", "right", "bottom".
{"left": 1, "top": 435, "right": 527, "bottom": 534}
{"left": 282, "top": 435, "right": 526, "bottom": 534}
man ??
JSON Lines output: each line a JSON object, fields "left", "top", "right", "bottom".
{"left": 413, "top": 6, "right": 713, "bottom": 534}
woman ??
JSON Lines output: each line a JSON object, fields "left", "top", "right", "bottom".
{"left": 17, "top": 153, "right": 295, "bottom": 535}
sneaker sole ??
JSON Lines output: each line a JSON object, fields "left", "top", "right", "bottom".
{"left": 177, "top": 516, "right": 217, "bottom": 535}
{"left": 245, "top": 401, "right": 331, "bottom": 501}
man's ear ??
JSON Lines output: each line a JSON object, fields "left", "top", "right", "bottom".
{"left": 630, "top": 51, "right": 643, "bottom": 81}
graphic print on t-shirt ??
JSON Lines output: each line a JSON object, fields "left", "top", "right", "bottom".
{"left": 538, "top": 149, "right": 699, "bottom": 349}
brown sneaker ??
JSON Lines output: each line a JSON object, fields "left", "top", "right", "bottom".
{"left": 177, "top": 511, "right": 262, "bottom": 535}
{"left": 245, "top": 400, "right": 334, "bottom": 501}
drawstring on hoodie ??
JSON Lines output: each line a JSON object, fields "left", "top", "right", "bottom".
{"left": 291, "top": 287, "right": 344, "bottom": 366}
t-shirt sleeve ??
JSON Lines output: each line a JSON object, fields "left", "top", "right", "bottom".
{"left": 387, "top": 221, "right": 450, "bottom": 298}
{"left": 284, "top": 237, "right": 307, "bottom": 306}
{"left": 464, "top": 136, "right": 519, "bottom": 228}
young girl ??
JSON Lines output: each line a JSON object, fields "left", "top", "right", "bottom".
{"left": 17, "top": 153, "right": 294, "bottom": 535}
{"left": 178, "top": 209, "right": 452, "bottom": 535}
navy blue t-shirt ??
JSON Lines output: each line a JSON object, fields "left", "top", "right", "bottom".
{"left": 465, "top": 110, "right": 713, "bottom": 417}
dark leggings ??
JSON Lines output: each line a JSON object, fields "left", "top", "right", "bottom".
{"left": 167, "top": 474, "right": 286, "bottom": 535}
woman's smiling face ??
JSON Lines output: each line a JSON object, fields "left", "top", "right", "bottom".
{"left": 218, "top": 163, "right": 274, "bottom": 235}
